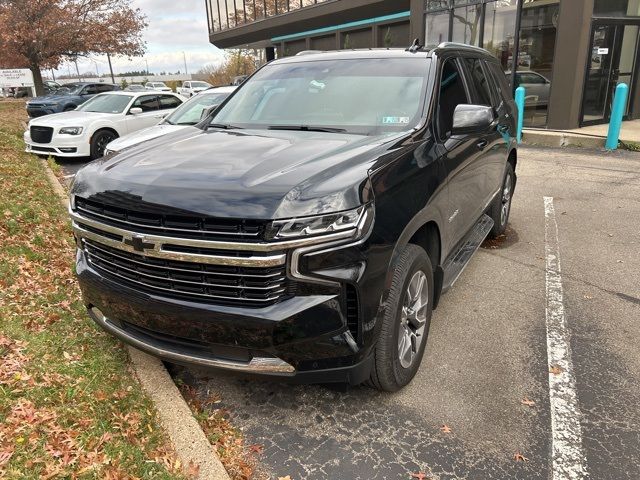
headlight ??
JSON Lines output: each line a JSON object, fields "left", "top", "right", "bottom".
{"left": 270, "top": 205, "right": 369, "bottom": 240}
{"left": 59, "top": 126, "right": 83, "bottom": 135}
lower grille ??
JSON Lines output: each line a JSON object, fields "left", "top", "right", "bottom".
{"left": 30, "top": 125, "right": 53, "bottom": 143}
{"left": 83, "top": 239, "right": 292, "bottom": 307}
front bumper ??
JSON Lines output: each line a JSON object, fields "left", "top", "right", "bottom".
{"left": 77, "top": 249, "right": 373, "bottom": 385}
{"left": 24, "top": 130, "right": 90, "bottom": 157}
{"left": 26, "top": 106, "right": 61, "bottom": 118}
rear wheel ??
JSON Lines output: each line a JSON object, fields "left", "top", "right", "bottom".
{"left": 368, "top": 244, "right": 433, "bottom": 392}
{"left": 90, "top": 130, "right": 117, "bottom": 159}
{"left": 488, "top": 163, "right": 515, "bottom": 238}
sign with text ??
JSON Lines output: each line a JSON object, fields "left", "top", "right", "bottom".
{"left": 0, "top": 69, "right": 34, "bottom": 88}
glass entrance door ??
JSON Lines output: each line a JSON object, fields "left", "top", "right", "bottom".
{"left": 582, "top": 21, "right": 640, "bottom": 125}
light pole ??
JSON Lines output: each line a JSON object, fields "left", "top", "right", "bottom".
{"left": 145, "top": 59, "right": 150, "bottom": 75}
{"left": 106, "top": 53, "right": 115, "bottom": 83}
{"left": 183, "top": 51, "right": 188, "bottom": 75}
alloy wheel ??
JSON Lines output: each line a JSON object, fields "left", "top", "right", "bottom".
{"left": 500, "top": 173, "right": 513, "bottom": 226}
{"left": 397, "top": 270, "right": 429, "bottom": 369}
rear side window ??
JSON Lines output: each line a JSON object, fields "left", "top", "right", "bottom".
{"left": 159, "top": 95, "right": 182, "bottom": 109}
{"left": 96, "top": 84, "right": 115, "bottom": 93}
{"left": 485, "top": 61, "right": 511, "bottom": 105}
{"left": 131, "top": 95, "right": 159, "bottom": 112}
{"left": 437, "top": 58, "right": 469, "bottom": 138}
{"left": 464, "top": 58, "right": 493, "bottom": 107}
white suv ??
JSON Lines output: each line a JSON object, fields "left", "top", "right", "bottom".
{"left": 145, "top": 82, "right": 172, "bottom": 92}
{"left": 178, "top": 81, "right": 213, "bottom": 97}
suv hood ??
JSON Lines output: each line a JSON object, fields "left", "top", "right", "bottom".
{"left": 72, "top": 128, "right": 404, "bottom": 219}
{"left": 28, "top": 92, "right": 77, "bottom": 103}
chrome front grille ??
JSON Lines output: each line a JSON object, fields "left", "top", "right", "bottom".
{"left": 75, "top": 196, "right": 266, "bottom": 241}
{"left": 83, "top": 239, "right": 289, "bottom": 306}
{"left": 70, "top": 195, "right": 360, "bottom": 306}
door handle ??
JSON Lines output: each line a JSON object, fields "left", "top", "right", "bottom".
{"left": 477, "top": 139, "right": 488, "bottom": 150}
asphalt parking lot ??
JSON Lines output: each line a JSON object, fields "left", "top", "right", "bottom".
{"left": 161, "top": 146, "right": 638, "bottom": 480}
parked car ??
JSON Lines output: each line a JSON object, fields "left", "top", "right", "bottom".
{"left": 124, "top": 84, "right": 146, "bottom": 92}
{"left": 145, "top": 81, "right": 172, "bottom": 92}
{"left": 105, "top": 86, "right": 236, "bottom": 154}
{"left": 11, "top": 81, "right": 61, "bottom": 98}
{"left": 26, "top": 82, "right": 119, "bottom": 118}
{"left": 177, "top": 80, "right": 213, "bottom": 97}
{"left": 69, "top": 45, "right": 517, "bottom": 391}
{"left": 24, "top": 91, "right": 184, "bottom": 159}
{"left": 509, "top": 70, "right": 551, "bottom": 107}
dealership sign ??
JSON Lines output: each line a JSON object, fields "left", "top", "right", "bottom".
{"left": 0, "top": 69, "right": 34, "bottom": 88}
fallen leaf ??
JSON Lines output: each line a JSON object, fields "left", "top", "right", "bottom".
{"left": 521, "top": 397, "right": 536, "bottom": 407}
{"left": 411, "top": 473, "right": 429, "bottom": 480}
{"left": 278, "top": 476, "right": 292, "bottom": 480}
{"left": 440, "top": 424, "right": 452, "bottom": 434}
{"left": 583, "top": 295, "right": 593, "bottom": 299}
{"left": 514, "top": 451, "right": 529, "bottom": 462}
{"left": 248, "top": 444, "right": 264, "bottom": 454}
{"left": 549, "top": 365, "right": 563, "bottom": 375}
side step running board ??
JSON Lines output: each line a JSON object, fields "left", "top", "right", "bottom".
{"left": 442, "top": 214, "right": 494, "bottom": 291}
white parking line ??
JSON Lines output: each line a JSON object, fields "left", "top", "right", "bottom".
{"left": 544, "top": 196, "right": 588, "bottom": 480}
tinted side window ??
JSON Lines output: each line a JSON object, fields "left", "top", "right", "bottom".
{"left": 437, "top": 59, "right": 469, "bottom": 138}
{"left": 518, "top": 73, "right": 546, "bottom": 85}
{"left": 96, "top": 84, "right": 114, "bottom": 93}
{"left": 131, "top": 95, "right": 159, "bottom": 112}
{"left": 83, "top": 85, "right": 97, "bottom": 95}
{"left": 485, "top": 61, "right": 511, "bottom": 104}
{"left": 159, "top": 95, "right": 182, "bottom": 109}
{"left": 464, "top": 58, "right": 493, "bottom": 107}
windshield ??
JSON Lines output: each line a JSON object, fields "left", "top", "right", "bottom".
{"left": 165, "top": 92, "right": 231, "bottom": 125}
{"left": 77, "top": 94, "right": 133, "bottom": 113}
{"left": 56, "top": 83, "right": 84, "bottom": 95}
{"left": 211, "top": 58, "right": 429, "bottom": 135}
{"left": 191, "top": 81, "right": 211, "bottom": 88}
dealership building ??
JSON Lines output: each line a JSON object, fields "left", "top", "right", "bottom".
{"left": 206, "top": 0, "right": 640, "bottom": 130}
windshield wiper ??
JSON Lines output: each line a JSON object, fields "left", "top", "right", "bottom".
{"left": 267, "top": 125, "right": 347, "bottom": 133}
{"left": 208, "top": 123, "right": 242, "bottom": 130}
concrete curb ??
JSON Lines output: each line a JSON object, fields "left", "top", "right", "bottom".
{"left": 39, "top": 159, "right": 230, "bottom": 480}
{"left": 522, "top": 129, "right": 605, "bottom": 149}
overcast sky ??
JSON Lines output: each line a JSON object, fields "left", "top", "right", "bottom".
{"left": 53, "top": 0, "right": 225, "bottom": 79}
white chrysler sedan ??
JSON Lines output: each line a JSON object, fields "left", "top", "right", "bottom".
{"left": 105, "top": 86, "right": 236, "bottom": 155}
{"left": 24, "top": 91, "right": 184, "bottom": 159}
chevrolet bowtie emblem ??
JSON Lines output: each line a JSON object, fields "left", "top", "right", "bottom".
{"left": 124, "top": 234, "right": 155, "bottom": 252}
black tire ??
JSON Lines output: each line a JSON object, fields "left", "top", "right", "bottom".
{"left": 368, "top": 244, "right": 434, "bottom": 392}
{"left": 90, "top": 130, "right": 117, "bottom": 160}
{"left": 488, "top": 162, "right": 515, "bottom": 238}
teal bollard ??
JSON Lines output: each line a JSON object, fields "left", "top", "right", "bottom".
{"left": 606, "top": 83, "right": 629, "bottom": 150}
{"left": 515, "top": 86, "right": 525, "bottom": 144}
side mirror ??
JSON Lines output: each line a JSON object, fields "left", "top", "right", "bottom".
{"left": 200, "top": 104, "right": 220, "bottom": 120}
{"left": 129, "top": 107, "right": 143, "bottom": 115}
{"left": 451, "top": 104, "right": 494, "bottom": 135}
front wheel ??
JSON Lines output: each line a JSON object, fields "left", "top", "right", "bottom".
{"left": 488, "top": 163, "right": 515, "bottom": 238}
{"left": 90, "top": 130, "right": 117, "bottom": 160}
{"left": 368, "top": 244, "right": 434, "bottom": 392}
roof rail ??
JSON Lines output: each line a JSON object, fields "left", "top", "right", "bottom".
{"left": 437, "top": 42, "right": 488, "bottom": 53}
{"left": 295, "top": 50, "right": 325, "bottom": 56}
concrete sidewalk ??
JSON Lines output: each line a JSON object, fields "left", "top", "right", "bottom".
{"left": 523, "top": 119, "right": 640, "bottom": 150}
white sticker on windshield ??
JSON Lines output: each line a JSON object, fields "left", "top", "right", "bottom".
{"left": 382, "top": 116, "right": 410, "bottom": 125}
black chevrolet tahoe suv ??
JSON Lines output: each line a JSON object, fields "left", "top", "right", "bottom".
{"left": 69, "top": 43, "right": 517, "bottom": 391}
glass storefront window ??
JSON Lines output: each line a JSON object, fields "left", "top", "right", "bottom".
{"left": 426, "top": 0, "right": 450, "bottom": 12}
{"left": 594, "top": 0, "right": 640, "bottom": 17}
{"left": 483, "top": 0, "right": 517, "bottom": 72}
{"left": 452, "top": 4, "right": 482, "bottom": 46}
{"left": 426, "top": 11, "right": 450, "bottom": 46}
